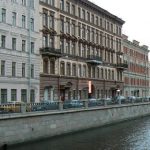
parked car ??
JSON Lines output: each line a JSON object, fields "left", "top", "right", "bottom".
{"left": 127, "top": 96, "right": 136, "bottom": 103}
{"left": 114, "top": 96, "right": 126, "bottom": 104}
{"left": 104, "top": 98, "right": 113, "bottom": 105}
{"left": 144, "top": 96, "right": 150, "bottom": 102}
{"left": 136, "top": 97, "right": 143, "bottom": 103}
{"left": 88, "top": 98, "right": 101, "bottom": 107}
{"left": 63, "top": 100, "right": 83, "bottom": 109}
{"left": 31, "top": 100, "right": 58, "bottom": 111}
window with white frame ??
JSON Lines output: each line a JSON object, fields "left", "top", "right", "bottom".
{"left": 12, "top": 12, "right": 16, "bottom": 26}
{"left": 2, "top": 8, "right": 6, "bottom": 23}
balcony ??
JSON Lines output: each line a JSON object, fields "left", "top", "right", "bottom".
{"left": 86, "top": 55, "right": 102, "bottom": 65}
{"left": 115, "top": 63, "right": 128, "bottom": 70}
{"left": 40, "top": 47, "right": 62, "bottom": 57}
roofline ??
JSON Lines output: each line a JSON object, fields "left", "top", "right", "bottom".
{"left": 79, "top": 0, "right": 125, "bottom": 25}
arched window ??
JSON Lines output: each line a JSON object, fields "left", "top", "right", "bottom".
{"left": 43, "top": 58, "right": 48, "bottom": 73}
{"left": 60, "top": 61, "right": 65, "bottom": 75}
{"left": 50, "top": 59, "right": 55, "bottom": 74}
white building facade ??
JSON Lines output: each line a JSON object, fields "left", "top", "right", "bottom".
{"left": 0, "top": 0, "right": 40, "bottom": 103}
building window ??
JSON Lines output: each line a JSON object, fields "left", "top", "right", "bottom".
{"left": 49, "top": 36, "right": 54, "bottom": 48}
{"left": 43, "top": 35, "right": 48, "bottom": 47}
{"left": 92, "top": 30, "right": 94, "bottom": 42}
{"left": 82, "top": 45, "right": 86, "bottom": 58}
{"left": 60, "top": 62, "right": 65, "bottom": 75}
{"left": 49, "top": 12, "right": 54, "bottom": 29}
{"left": 105, "top": 69, "right": 107, "bottom": 79}
{"left": 50, "top": 60, "right": 55, "bottom": 74}
{"left": 96, "top": 16, "right": 98, "bottom": 26}
{"left": 72, "top": 64, "right": 76, "bottom": 76}
{"left": 1, "top": 35, "right": 6, "bottom": 48}
{"left": 12, "top": 38, "right": 16, "bottom": 50}
{"left": 97, "top": 68, "right": 100, "bottom": 78}
{"left": 22, "top": 63, "right": 25, "bottom": 77}
{"left": 11, "top": 89, "right": 17, "bottom": 101}
{"left": 30, "top": 18, "right": 34, "bottom": 31}
{"left": 60, "top": 0, "right": 64, "bottom": 10}
{"left": 31, "top": 42, "right": 34, "bottom": 53}
{"left": 12, "top": 12, "right": 16, "bottom": 26}
{"left": 66, "top": 19, "right": 70, "bottom": 33}
{"left": 82, "top": 25, "right": 86, "bottom": 39}
{"left": 112, "top": 70, "right": 114, "bottom": 80}
{"left": 43, "top": 58, "right": 48, "bottom": 74}
{"left": 100, "top": 18, "right": 103, "bottom": 27}
{"left": 31, "top": 64, "right": 34, "bottom": 78}
{"left": 67, "top": 63, "right": 71, "bottom": 76}
{"left": 60, "top": 39, "right": 64, "bottom": 53}
{"left": 78, "top": 7, "right": 81, "bottom": 18}
{"left": 101, "top": 68, "right": 103, "bottom": 79}
{"left": 91, "top": 14, "right": 94, "bottom": 23}
{"left": 87, "top": 28, "right": 90, "bottom": 41}
{"left": 72, "top": 22, "right": 75, "bottom": 35}
{"left": 92, "top": 67, "right": 95, "bottom": 78}
{"left": 66, "top": 2, "right": 70, "bottom": 13}
{"left": 22, "top": 15, "right": 26, "bottom": 28}
{"left": 22, "top": 40, "right": 26, "bottom": 51}
{"left": 43, "top": 10, "right": 48, "bottom": 27}
{"left": 66, "top": 41, "right": 70, "bottom": 54}
{"left": 30, "top": 0, "right": 34, "bottom": 8}
{"left": 71, "top": 4, "right": 75, "bottom": 15}
{"left": 22, "top": 0, "right": 26, "bottom": 6}
{"left": 30, "top": 89, "right": 35, "bottom": 102}
{"left": 1, "top": 89, "right": 7, "bottom": 103}
{"left": 72, "top": 42, "right": 75, "bottom": 55}
{"left": 21, "top": 89, "right": 27, "bottom": 102}
{"left": 87, "top": 12, "right": 90, "bottom": 21}
{"left": 2, "top": 8, "right": 6, "bottom": 23}
{"left": 82, "top": 9, "right": 85, "bottom": 20}
{"left": 83, "top": 65, "right": 86, "bottom": 77}
{"left": 78, "top": 23, "right": 81, "bottom": 36}
{"left": 49, "top": 0, "right": 54, "bottom": 6}
{"left": 60, "top": 17, "right": 64, "bottom": 32}
{"left": 1, "top": 60, "right": 5, "bottom": 76}
{"left": 78, "top": 64, "right": 82, "bottom": 77}
{"left": 12, "top": 62, "right": 16, "bottom": 77}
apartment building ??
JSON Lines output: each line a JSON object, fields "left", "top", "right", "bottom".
{"left": 39, "top": 0, "right": 125, "bottom": 101}
{"left": 0, "top": 0, "right": 40, "bottom": 103}
{"left": 123, "top": 34, "right": 149, "bottom": 97}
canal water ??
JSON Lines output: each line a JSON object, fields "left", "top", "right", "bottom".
{"left": 8, "top": 116, "right": 150, "bottom": 150}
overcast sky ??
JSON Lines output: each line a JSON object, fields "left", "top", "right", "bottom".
{"left": 90, "top": 0, "right": 150, "bottom": 48}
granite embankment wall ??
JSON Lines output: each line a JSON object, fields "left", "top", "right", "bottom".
{"left": 1, "top": 103, "right": 150, "bottom": 146}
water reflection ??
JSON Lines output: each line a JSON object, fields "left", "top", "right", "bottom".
{"left": 9, "top": 116, "right": 150, "bottom": 150}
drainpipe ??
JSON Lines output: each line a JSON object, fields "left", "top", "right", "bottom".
{"left": 27, "top": 0, "right": 31, "bottom": 103}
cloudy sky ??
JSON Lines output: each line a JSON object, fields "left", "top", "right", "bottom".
{"left": 90, "top": 0, "right": 150, "bottom": 48}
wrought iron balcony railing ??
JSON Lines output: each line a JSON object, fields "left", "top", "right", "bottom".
{"left": 86, "top": 55, "right": 102, "bottom": 65}
{"left": 40, "top": 47, "right": 62, "bottom": 57}
{"left": 115, "top": 63, "right": 128, "bottom": 69}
